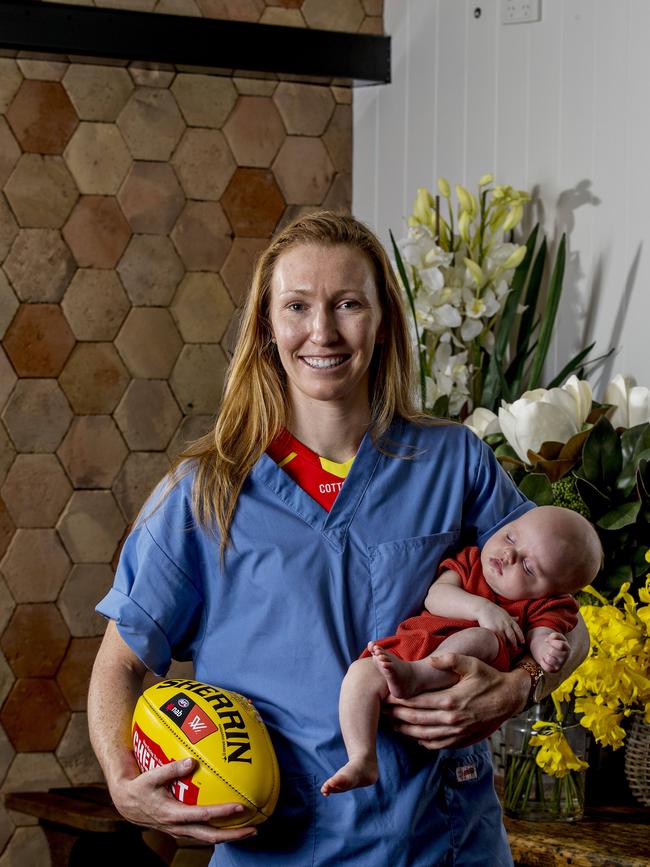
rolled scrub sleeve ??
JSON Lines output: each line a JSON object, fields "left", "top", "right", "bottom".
{"left": 96, "top": 476, "right": 205, "bottom": 676}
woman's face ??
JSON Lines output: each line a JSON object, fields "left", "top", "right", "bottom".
{"left": 268, "top": 243, "right": 384, "bottom": 415}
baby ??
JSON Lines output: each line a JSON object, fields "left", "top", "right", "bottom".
{"left": 321, "top": 505, "right": 602, "bottom": 796}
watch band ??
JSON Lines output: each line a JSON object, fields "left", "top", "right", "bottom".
{"left": 515, "top": 659, "right": 545, "bottom": 711}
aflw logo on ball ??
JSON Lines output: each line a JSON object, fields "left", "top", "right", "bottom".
{"left": 156, "top": 679, "right": 254, "bottom": 763}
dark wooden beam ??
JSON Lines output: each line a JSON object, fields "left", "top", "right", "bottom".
{"left": 0, "top": 1, "right": 391, "bottom": 85}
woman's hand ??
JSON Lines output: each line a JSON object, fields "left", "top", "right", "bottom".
{"left": 109, "top": 756, "right": 257, "bottom": 844}
{"left": 383, "top": 652, "right": 530, "bottom": 749}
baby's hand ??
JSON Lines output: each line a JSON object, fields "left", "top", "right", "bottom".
{"left": 476, "top": 602, "right": 524, "bottom": 648}
{"left": 532, "top": 632, "right": 570, "bottom": 672}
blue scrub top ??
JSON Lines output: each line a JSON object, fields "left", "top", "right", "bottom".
{"left": 98, "top": 419, "right": 533, "bottom": 867}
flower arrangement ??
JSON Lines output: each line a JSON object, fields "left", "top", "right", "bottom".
{"left": 392, "top": 177, "right": 597, "bottom": 417}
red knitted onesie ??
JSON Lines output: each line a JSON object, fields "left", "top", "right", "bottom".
{"left": 362, "top": 546, "right": 579, "bottom": 671}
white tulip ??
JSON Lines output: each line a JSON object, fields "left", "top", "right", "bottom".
{"left": 464, "top": 408, "right": 501, "bottom": 440}
{"left": 604, "top": 374, "right": 650, "bottom": 428}
{"left": 498, "top": 377, "right": 593, "bottom": 463}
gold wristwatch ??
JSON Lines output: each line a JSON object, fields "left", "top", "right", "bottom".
{"left": 516, "top": 659, "right": 545, "bottom": 710}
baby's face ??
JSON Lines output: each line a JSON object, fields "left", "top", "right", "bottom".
{"left": 480, "top": 510, "right": 575, "bottom": 601}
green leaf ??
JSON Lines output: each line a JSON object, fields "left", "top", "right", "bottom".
{"left": 581, "top": 416, "right": 621, "bottom": 488}
{"left": 545, "top": 343, "right": 595, "bottom": 389}
{"left": 481, "top": 226, "right": 539, "bottom": 409}
{"left": 517, "top": 235, "right": 546, "bottom": 359}
{"left": 527, "top": 234, "right": 566, "bottom": 389}
{"left": 617, "top": 423, "right": 650, "bottom": 492}
{"left": 390, "top": 231, "right": 427, "bottom": 411}
{"left": 518, "top": 473, "right": 554, "bottom": 506}
{"left": 637, "top": 458, "right": 650, "bottom": 503}
{"left": 596, "top": 501, "right": 641, "bottom": 530}
{"left": 431, "top": 394, "right": 449, "bottom": 417}
{"left": 574, "top": 474, "right": 610, "bottom": 518}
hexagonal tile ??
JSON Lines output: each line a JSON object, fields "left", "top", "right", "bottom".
{"left": 170, "top": 344, "right": 228, "bottom": 414}
{"left": 96, "top": 0, "right": 155, "bottom": 9}
{"left": 259, "top": 7, "right": 305, "bottom": 25}
{"left": 0, "top": 717, "right": 16, "bottom": 786}
{"left": 2, "top": 379, "right": 72, "bottom": 452}
{"left": 0, "top": 603, "right": 69, "bottom": 678}
{"left": 171, "top": 129, "right": 235, "bottom": 201}
{"left": 0, "top": 118, "right": 20, "bottom": 190}
{"left": 57, "top": 564, "right": 114, "bottom": 637}
{"left": 273, "top": 83, "right": 334, "bottom": 136}
{"left": 56, "top": 712, "right": 103, "bottom": 784}
{"left": 6, "top": 80, "right": 78, "bottom": 154}
{"left": 114, "top": 308, "right": 182, "bottom": 378}
{"left": 1, "top": 678, "right": 70, "bottom": 752}
{"left": 220, "top": 236, "right": 268, "bottom": 306}
{"left": 57, "top": 637, "right": 102, "bottom": 711}
{"left": 58, "top": 416, "right": 127, "bottom": 489}
{"left": 0, "top": 60, "right": 22, "bottom": 114}
{"left": 57, "top": 491, "right": 126, "bottom": 563}
{"left": 61, "top": 269, "right": 130, "bottom": 341}
{"left": 114, "top": 379, "right": 181, "bottom": 450}
{"left": 196, "top": 0, "right": 264, "bottom": 21}
{"left": 2, "top": 752, "right": 68, "bottom": 794}
{"left": 221, "top": 167, "right": 284, "bottom": 236}
{"left": 0, "top": 498, "right": 15, "bottom": 561}
{"left": 232, "top": 77, "right": 277, "bottom": 97}
{"left": 332, "top": 85, "right": 352, "bottom": 105}
{"left": 117, "top": 161, "right": 184, "bottom": 234}
{"left": 4, "top": 154, "right": 79, "bottom": 230}
{"left": 0, "top": 646, "right": 14, "bottom": 710}
{"left": 0, "top": 272, "right": 18, "bottom": 341}
{"left": 16, "top": 54, "right": 68, "bottom": 81}
{"left": 3, "top": 304, "right": 75, "bottom": 377}
{"left": 1, "top": 529, "right": 70, "bottom": 605}
{"left": 322, "top": 171, "right": 351, "bottom": 212}
{"left": 166, "top": 414, "right": 213, "bottom": 462}
{"left": 113, "top": 451, "right": 170, "bottom": 522}
{"left": 359, "top": 16, "right": 383, "bottom": 34}
{"left": 127, "top": 63, "right": 175, "bottom": 88}
{"left": 3, "top": 228, "right": 75, "bottom": 302}
{"left": 171, "top": 73, "right": 236, "bottom": 128}
{"left": 0, "top": 429, "right": 16, "bottom": 490}
{"left": 273, "top": 136, "right": 334, "bottom": 204}
{"left": 58, "top": 342, "right": 130, "bottom": 414}
{"left": 62, "top": 196, "right": 132, "bottom": 268}
{"left": 171, "top": 201, "right": 232, "bottom": 270}
{"left": 117, "top": 234, "right": 183, "bottom": 306}
{"left": 63, "top": 64, "right": 133, "bottom": 121}
{"left": 0, "top": 194, "right": 19, "bottom": 262}
{"left": 157, "top": 0, "right": 201, "bottom": 14}
{"left": 63, "top": 122, "right": 131, "bottom": 195}
{"left": 322, "top": 103, "right": 352, "bottom": 172}
{"left": 0, "top": 348, "right": 17, "bottom": 413}
{"left": 1, "top": 458, "right": 72, "bottom": 530}
{"left": 362, "top": 0, "right": 383, "bottom": 14}
{"left": 171, "top": 272, "right": 234, "bottom": 343}
{"left": 301, "top": 0, "right": 364, "bottom": 31}
{"left": 117, "top": 87, "right": 185, "bottom": 160}
{"left": 223, "top": 95, "right": 285, "bottom": 168}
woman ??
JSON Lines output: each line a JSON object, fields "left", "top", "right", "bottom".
{"left": 89, "top": 212, "right": 588, "bottom": 866}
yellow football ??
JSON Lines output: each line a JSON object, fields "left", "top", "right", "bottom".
{"left": 132, "top": 678, "right": 280, "bottom": 827}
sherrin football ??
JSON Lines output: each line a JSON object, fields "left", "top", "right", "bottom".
{"left": 132, "top": 678, "right": 280, "bottom": 828}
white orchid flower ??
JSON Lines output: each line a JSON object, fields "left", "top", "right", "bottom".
{"left": 498, "top": 376, "right": 593, "bottom": 463}
{"left": 399, "top": 226, "right": 452, "bottom": 270}
{"left": 604, "top": 374, "right": 650, "bottom": 428}
{"left": 464, "top": 407, "right": 501, "bottom": 440}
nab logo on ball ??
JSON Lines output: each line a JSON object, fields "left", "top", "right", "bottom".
{"left": 132, "top": 679, "right": 280, "bottom": 828}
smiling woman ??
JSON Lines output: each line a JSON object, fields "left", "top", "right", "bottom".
{"left": 88, "top": 211, "right": 592, "bottom": 867}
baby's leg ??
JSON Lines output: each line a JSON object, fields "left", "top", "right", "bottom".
{"left": 321, "top": 657, "right": 389, "bottom": 796}
{"left": 370, "top": 627, "right": 500, "bottom": 699}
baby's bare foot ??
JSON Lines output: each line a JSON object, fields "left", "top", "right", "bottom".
{"left": 371, "top": 646, "right": 419, "bottom": 699}
{"left": 321, "top": 759, "right": 378, "bottom": 796}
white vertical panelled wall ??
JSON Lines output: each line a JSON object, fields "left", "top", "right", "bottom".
{"left": 353, "top": 0, "right": 648, "bottom": 392}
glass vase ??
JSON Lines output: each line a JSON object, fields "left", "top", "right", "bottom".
{"left": 503, "top": 704, "right": 588, "bottom": 821}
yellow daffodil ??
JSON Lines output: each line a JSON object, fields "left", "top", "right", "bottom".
{"left": 530, "top": 722, "right": 589, "bottom": 777}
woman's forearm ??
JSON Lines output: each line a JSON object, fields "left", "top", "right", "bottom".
{"left": 87, "top": 620, "right": 146, "bottom": 793}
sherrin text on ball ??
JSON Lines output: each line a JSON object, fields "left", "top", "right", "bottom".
{"left": 132, "top": 678, "right": 280, "bottom": 828}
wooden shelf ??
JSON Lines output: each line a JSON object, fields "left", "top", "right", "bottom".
{"left": 0, "top": 1, "right": 391, "bottom": 86}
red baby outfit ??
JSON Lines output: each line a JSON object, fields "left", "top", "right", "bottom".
{"left": 362, "top": 546, "right": 579, "bottom": 671}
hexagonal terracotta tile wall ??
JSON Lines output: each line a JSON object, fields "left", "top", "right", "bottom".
{"left": 0, "top": 0, "right": 375, "bottom": 851}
